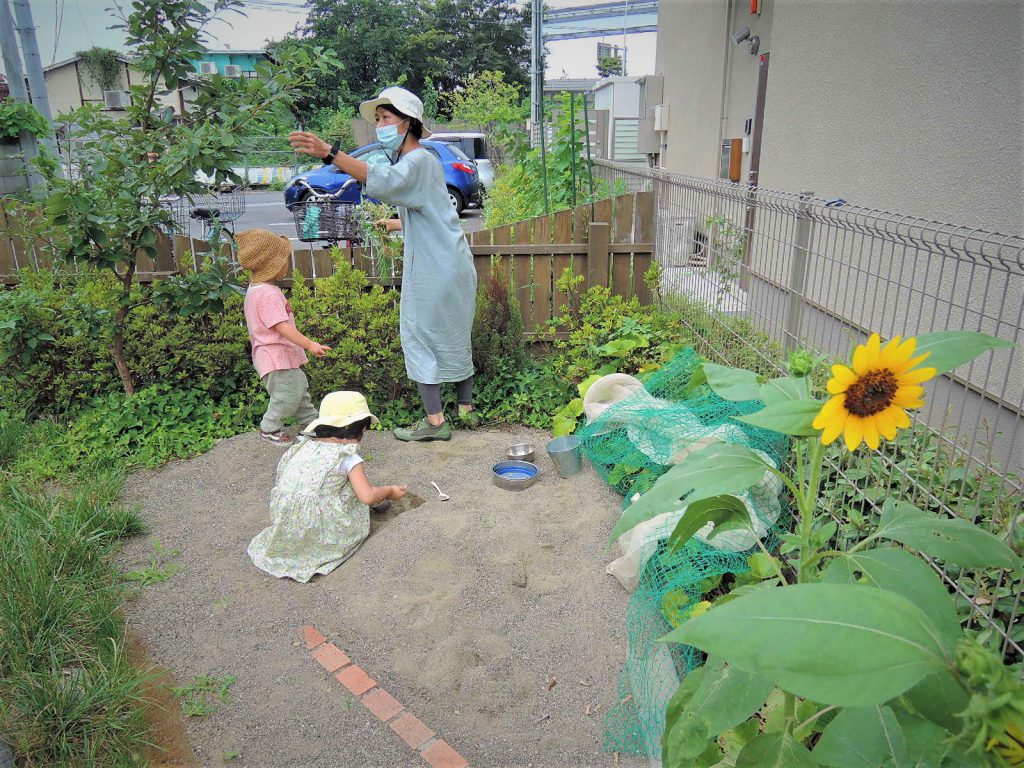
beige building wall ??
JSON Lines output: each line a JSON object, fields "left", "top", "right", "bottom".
{"left": 758, "top": 0, "right": 1022, "bottom": 234}
{"left": 655, "top": 0, "right": 1023, "bottom": 233}
{"left": 655, "top": 0, "right": 729, "bottom": 177}
{"left": 44, "top": 59, "right": 178, "bottom": 118}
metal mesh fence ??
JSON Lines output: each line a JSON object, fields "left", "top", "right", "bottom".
{"left": 593, "top": 158, "right": 1024, "bottom": 664}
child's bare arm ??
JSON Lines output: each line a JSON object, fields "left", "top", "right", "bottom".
{"left": 348, "top": 463, "right": 407, "bottom": 505}
{"left": 271, "top": 321, "right": 331, "bottom": 357}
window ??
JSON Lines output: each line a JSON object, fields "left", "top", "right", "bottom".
{"left": 473, "top": 138, "right": 487, "bottom": 160}
{"left": 445, "top": 144, "right": 471, "bottom": 162}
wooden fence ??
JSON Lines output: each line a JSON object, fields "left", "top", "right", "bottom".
{"left": 1, "top": 192, "right": 654, "bottom": 335}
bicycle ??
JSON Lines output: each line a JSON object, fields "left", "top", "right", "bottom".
{"left": 290, "top": 178, "right": 363, "bottom": 246}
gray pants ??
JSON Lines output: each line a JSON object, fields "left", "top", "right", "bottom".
{"left": 261, "top": 368, "right": 319, "bottom": 433}
{"left": 417, "top": 377, "right": 474, "bottom": 416}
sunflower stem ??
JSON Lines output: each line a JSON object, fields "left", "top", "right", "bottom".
{"left": 797, "top": 438, "right": 827, "bottom": 583}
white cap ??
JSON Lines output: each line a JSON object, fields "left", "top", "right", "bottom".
{"left": 359, "top": 86, "right": 431, "bottom": 135}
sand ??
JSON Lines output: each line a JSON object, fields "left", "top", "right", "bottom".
{"left": 120, "top": 428, "right": 647, "bottom": 767}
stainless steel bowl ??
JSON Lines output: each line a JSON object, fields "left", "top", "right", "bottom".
{"left": 492, "top": 460, "right": 539, "bottom": 491}
{"left": 506, "top": 443, "right": 536, "bottom": 463}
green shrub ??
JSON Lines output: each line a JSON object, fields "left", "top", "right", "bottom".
{"left": 548, "top": 274, "right": 686, "bottom": 382}
{"left": 289, "top": 255, "right": 418, "bottom": 427}
{"left": 472, "top": 270, "right": 528, "bottom": 378}
{"left": 0, "top": 268, "right": 255, "bottom": 415}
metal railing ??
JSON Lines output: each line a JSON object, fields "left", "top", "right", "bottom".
{"left": 594, "top": 158, "right": 1023, "bottom": 663}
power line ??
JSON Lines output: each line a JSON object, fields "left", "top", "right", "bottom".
{"left": 52, "top": 0, "right": 64, "bottom": 65}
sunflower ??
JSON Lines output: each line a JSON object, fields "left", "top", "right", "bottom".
{"left": 812, "top": 333, "right": 936, "bottom": 451}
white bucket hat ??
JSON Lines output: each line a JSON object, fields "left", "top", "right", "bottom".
{"left": 359, "top": 86, "right": 432, "bottom": 136}
{"left": 302, "top": 391, "right": 380, "bottom": 435}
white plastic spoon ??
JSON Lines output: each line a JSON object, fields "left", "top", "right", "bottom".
{"left": 430, "top": 481, "right": 450, "bottom": 502}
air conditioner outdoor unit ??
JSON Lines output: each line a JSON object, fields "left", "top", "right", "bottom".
{"left": 199, "top": 61, "right": 218, "bottom": 75}
{"left": 103, "top": 90, "right": 130, "bottom": 110}
{"left": 223, "top": 65, "right": 243, "bottom": 78}
{"left": 653, "top": 104, "right": 669, "bottom": 132}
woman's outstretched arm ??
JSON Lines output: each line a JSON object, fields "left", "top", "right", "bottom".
{"left": 289, "top": 131, "right": 368, "bottom": 184}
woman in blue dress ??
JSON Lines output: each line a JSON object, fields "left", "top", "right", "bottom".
{"left": 290, "top": 87, "right": 479, "bottom": 442}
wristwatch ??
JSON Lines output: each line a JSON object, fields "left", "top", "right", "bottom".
{"left": 321, "top": 140, "right": 341, "bottom": 165}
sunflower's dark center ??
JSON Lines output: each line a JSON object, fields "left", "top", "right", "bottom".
{"left": 845, "top": 369, "right": 898, "bottom": 416}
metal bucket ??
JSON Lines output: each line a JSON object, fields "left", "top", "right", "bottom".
{"left": 546, "top": 435, "right": 583, "bottom": 478}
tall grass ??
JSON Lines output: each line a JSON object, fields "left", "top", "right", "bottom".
{"left": 0, "top": 413, "right": 151, "bottom": 766}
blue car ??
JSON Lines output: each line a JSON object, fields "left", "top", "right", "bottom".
{"left": 283, "top": 139, "right": 481, "bottom": 216}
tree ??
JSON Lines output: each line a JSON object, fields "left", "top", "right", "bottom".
{"left": 445, "top": 70, "right": 527, "bottom": 128}
{"left": 597, "top": 56, "right": 623, "bottom": 78}
{"left": 34, "top": 0, "right": 338, "bottom": 395}
{"left": 290, "top": 0, "right": 529, "bottom": 119}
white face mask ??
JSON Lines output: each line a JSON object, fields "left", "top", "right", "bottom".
{"left": 376, "top": 122, "right": 407, "bottom": 162}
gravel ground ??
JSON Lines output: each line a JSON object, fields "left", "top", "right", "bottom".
{"left": 121, "top": 428, "right": 647, "bottom": 768}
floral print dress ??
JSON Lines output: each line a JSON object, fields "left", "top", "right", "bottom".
{"left": 248, "top": 440, "right": 369, "bottom": 583}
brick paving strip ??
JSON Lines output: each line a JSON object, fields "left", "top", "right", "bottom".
{"left": 302, "top": 625, "right": 470, "bottom": 768}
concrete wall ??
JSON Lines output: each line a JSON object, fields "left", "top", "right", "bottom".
{"left": 655, "top": 0, "right": 1023, "bottom": 233}
{"left": 758, "top": 0, "right": 1022, "bottom": 234}
{"left": 655, "top": 0, "right": 730, "bottom": 178}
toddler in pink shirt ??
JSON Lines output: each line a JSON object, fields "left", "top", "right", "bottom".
{"left": 237, "top": 229, "right": 331, "bottom": 446}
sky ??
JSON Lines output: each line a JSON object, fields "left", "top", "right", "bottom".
{"left": 18, "top": 0, "right": 656, "bottom": 79}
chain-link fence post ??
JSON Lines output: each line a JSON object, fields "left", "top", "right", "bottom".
{"left": 783, "top": 190, "right": 815, "bottom": 353}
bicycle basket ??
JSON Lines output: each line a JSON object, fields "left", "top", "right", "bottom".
{"left": 292, "top": 199, "right": 362, "bottom": 243}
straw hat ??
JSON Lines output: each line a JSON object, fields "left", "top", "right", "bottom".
{"left": 236, "top": 229, "right": 292, "bottom": 283}
{"left": 302, "top": 391, "right": 380, "bottom": 435}
{"left": 359, "top": 86, "right": 432, "bottom": 136}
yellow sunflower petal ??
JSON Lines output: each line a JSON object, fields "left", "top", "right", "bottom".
{"left": 827, "top": 365, "right": 857, "bottom": 394}
{"left": 892, "top": 386, "right": 925, "bottom": 408}
{"left": 844, "top": 416, "right": 864, "bottom": 451}
{"left": 812, "top": 395, "right": 847, "bottom": 428}
{"left": 875, "top": 410, "right": 899, "bottom": 440}
{"left": 820, "top": 416, "right": 845, "bottom": 445}
{"left": 877, "top": 336, "right": 906, "bottom": 369}
{"left": 852, "top": 334, "right": 881, "bottom": 374}
{"left": 891, "top": 408, "right": 911, "bottom": 429}
{"left": 893, "top": 351, "right": 931, "bottom": 374}
{"left": 862, "top": 416, "right": 881, "bottom": 450}
{"left": 898, "top": 366, "right": 937, "bottom": 386}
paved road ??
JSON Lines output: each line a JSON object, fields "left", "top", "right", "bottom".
{"left": 220, "top": 190, "right": 486, "bottom": 246}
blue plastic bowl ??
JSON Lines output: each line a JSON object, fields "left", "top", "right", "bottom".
{"left": 492, "top": 460, "right": 539, "bottom": 491}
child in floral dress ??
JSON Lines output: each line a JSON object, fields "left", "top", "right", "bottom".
{"left": 248, "top": 392, "right": 407, "bottom": 582}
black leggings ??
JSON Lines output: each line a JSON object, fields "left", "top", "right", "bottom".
{"left": 416, "top": 377, "right": 474, "bottom": 415}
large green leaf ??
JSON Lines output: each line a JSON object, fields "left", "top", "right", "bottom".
{"left": 760, "top": 375, "right": 809, "bottom": 404}
{"left": 704, "top": 363, "right": 763, "bottom": 401}
{"left": 685, "top": 363, "right": 708, "bottom": 395}
{"left": 902, "top": 670, "right": 969, "bottom": 733}
{"left": 667, "top": 495, "right": 751, "bottom": 554}
{"left": 823, "top": 549, "right": 961, "bottom": 644}
{"left": 665, "top": 584, "right": 948, "bottom": 707}
{"left": 912, "top": 331, "right": 1013, "bottom": 376}
{"left": 663, "top": 657, "right": 774, "bottom": 762}
{"left": 609, "top": 443, "right": 774, "bottom": 542}
{"left": 734, "top": 399, "right": 825, "bottom": 437}
{"left": 736, "top": 732, "right": 816, "bottom": 768}
{"left": 892, "top": 708, "right": 956, "bottom": 768}
{"left": 552, "top": 398, "right": 582, "bottom": 437}
{"left": 875, "top": 499, "right": 1019, "bottom": 569}
{"left": 811, "top": 705, "right": 908, "bottom": 767}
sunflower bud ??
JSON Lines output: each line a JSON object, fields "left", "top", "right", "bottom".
{"left": 787, "top": 349, "right": 815, "bottom": 378}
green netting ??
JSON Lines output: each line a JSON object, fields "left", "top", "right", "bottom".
{"left": 574, "top": 348, "right": 791, "bottom": 757}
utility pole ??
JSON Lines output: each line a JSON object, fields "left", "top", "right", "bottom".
{"left": 12, "top": 0, "right": 53, "bottom": 122}
{"left": 0, "top": 0, "right": 43, "bottom": 191}
{"left": 530, "top": 0, "right": 544, "bottom": 147}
